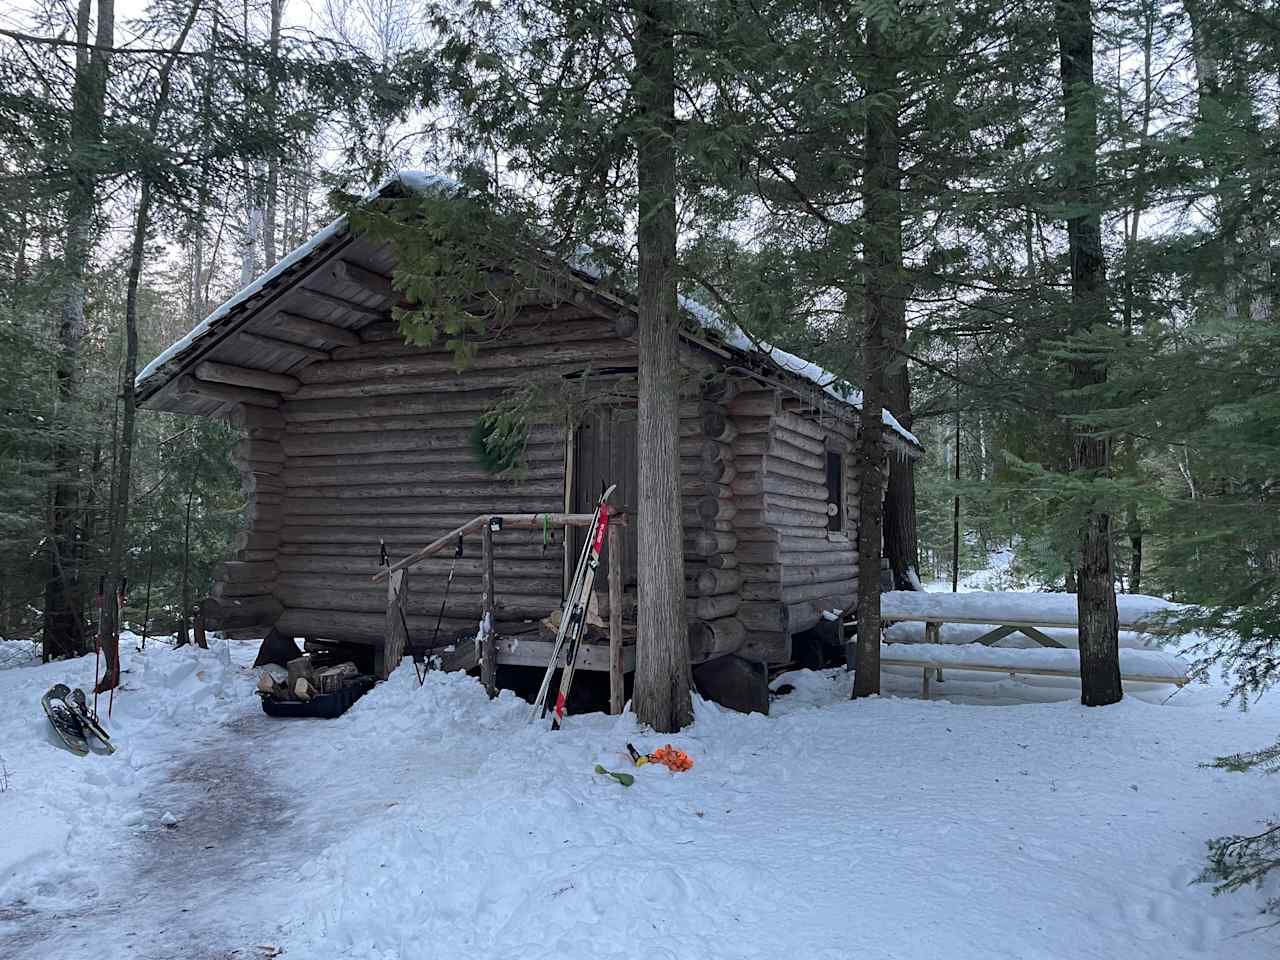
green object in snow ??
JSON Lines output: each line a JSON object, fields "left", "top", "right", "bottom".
{"left": 594, "top": 764, "right": 634, "bottom": 787}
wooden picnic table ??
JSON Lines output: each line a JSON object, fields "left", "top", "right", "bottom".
{"left": 873, "top": 590, "right": 1177, "bottom": 649}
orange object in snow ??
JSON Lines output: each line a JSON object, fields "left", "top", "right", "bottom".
{"left": 648, "top": 744, "right": 693, "bottom": 772}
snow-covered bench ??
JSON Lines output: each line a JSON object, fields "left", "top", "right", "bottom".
{"left": 878, "top": 642, "right": 1188, "bottom": 698}
{"left": 878, "top": 590, "right": 1179, "bottom": 648}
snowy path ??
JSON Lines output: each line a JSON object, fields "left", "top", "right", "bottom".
{"left": 2, "top": 708, "right": 300, "bottom": 960}
{"left": 2, "top": 639, "right": 1279, "bottom": 960}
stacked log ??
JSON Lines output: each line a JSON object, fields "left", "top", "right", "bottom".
{"left": 680, "top": 380, "right": 743, "bottom": 662}
{"left": 729, "top": 393, "right": 862, "bottom": 663}
{"left": 269, "top": 310, "right": 626, "bottom": 638}
{"left": 208, "top": 404, "right": 285, "bottom": 631}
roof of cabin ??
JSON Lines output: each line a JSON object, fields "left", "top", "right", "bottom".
{"left": 137, "top": 171, "right": 921, "bottom": 451}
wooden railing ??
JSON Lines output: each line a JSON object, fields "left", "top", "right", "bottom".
{"left": 373, "top": 511, "right": 630, "bottom": 712}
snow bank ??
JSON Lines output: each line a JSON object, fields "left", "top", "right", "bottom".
{"left": 0, "top": 639, "right": 40, "bottom": 670}
{"left": 878, "top": 641, "right": 1187, "bottom": 680}
{"left": 0, "top": 639, "right": 257, "bottom": 912}
{"left": 882, "top": 589, "right": 1181, "bottom": 628}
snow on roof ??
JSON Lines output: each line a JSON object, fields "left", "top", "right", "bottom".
{"left": 675, "top": 295, "right": 918, "bottom": 447}
{"left": 136, "top": 169, "right": 920, "bottom": 448}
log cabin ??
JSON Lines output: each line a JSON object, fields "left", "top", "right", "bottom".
{"left": 136, "top": 172, "right": 921, "bottom": 710}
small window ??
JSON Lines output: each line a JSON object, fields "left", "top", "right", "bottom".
{"left": 826, "top": 449, "right": 844, "bottom": 532}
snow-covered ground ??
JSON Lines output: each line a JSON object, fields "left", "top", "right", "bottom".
{"left": 1, "top": 634, "right": 1278, "bottom": 959}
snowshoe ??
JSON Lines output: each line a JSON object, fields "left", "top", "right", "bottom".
{"left": 41, "top": 684, "right": 89, "bottom": 756}
{"left": 62, "top": 687, "right": 115, "bottom": 754}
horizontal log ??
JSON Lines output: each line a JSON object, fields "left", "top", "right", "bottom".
{"left": 237, "top": 549, "right": 277, "bottom": 563}
{"left": 733, "top": 472, "right": 824, "bottom": 500}
{"left": 281, "top": 490, "right": 563, "bottom": 517}
{"left": 281, "top": 426, "right": 561, "bottom": 458}
{"left": 690, "top": 496, "right": 736, "bottom": 523}
{"left": 299, "top": 338, "right": 627, "bottom": 386}
{"left": 494, "top": 636, "right": 634, "bottom": 673}
{"left": 329, "top": 318, "right": 621, "bottom": 361}
{"left": 277, "top": 554, "right": 561, "bottom": 577}
{"left": 750, "top": 457, "right": 820, "bottom": 490}
{"left": 729, "top": 390, "right": 780, "bottom": 418}
{"left": 734, "top": 541, "right": 781, "bottom": 563}
{"left": 679, "top": 457, "right": 736, "bottom": 484}
{"left": 737, "top": 508, "right": 828, "bottom": 530}
{"left": 283, "top": 462, "right": 564, "bottom": 489}
{"left": 375, "top": 512, "right": 625, "bottom": 580}
{"left": 688, "top": 617, "right": 746, "bottom": 663}
{"left": 294, "top": 285, "right": 388, "bottom": 320}
{"left": 278, "top": 541, "right": 564, "bottom": 561}
{"left": 738, "top": 602, "right": 786, "bottom": 632}
{"left": 216, "top": 560, "right": 277, "bottom": 583}
{"left": 285, "top": 446, "right": 563, "bottom": 472}
{"left": 291, "top": 362, "right": 610, "bottom": 400}
{"left": 274, "top": 586, "right": 552, "bottom": 620}
{"left": 330, "top": 258, "right": 396, "bottom": 300}
{"left": 737, "top": 493, "right": 829, "bottom": 517}
{"left": 278, "top": 571, "right": 564, "bottom": 597}
{"left": 269, "top": 312, "right": 362, "bottom": 348}
{"left": 769, "top": 435, "right": 826, "bottom": 469}
{"left": 686, "top": 594, "right": 740, "bottom": 621}
{"left": 234, "top": 439, "right": 285, "bottom": 464}
{"left": 284, "top": 481, "right": 564, "bottom": 503}
{"left": 277, "top": 608, "right": 495, "bottom": 643}
{"left": 196, "top": 361, "right": 300, "bottom": 395}
{"left": 237, "top": 331, "right": 332, "bottom": 362}
{"left": 283, "top": 389, "right": 509, "bottom": 422}
{"left": 695, "top": 568, "right": 742, "bottom": 596}
{"left": 176, "top": 374, "right": 280, "bottom": 408}
{"left": 743, "top": 577, "right": 856, "bottom": 604}
{"left": 679, "top": 479, "right": 732, "bottom": 500}
{"left": 213, "top": 578, "right": 276, "bottom": 600}
{"left": 678, "top": 437, "right": 732, "bottom": 463}
{"left": 225, "top": 404, "right": 285, "bottom": 431}
{"left": 280, "top": 501, "right": 563, "bottom": 526}
{"left": 739, "top": 630, "right": 790, "bottom": 665}
{"left": 685, "top": 530, "right": 737, "bottom": 557}
{"left": 289, "top": 412, "right": 543, "bottom": 436}
{"left": 774, "top": 409, "right": 828, "bottom": 443}
{"left": 201, "top": 595, "right": 282, "bottom": 631}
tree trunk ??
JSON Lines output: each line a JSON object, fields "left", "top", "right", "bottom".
{"left": 44, "top": 0, "right": 115, "bottom": 661}
{"left": 1055, "top": 0, "right": 1121, "bottom": 706}
{"left": 179, "top": 475, "right": 195, "bottom": 646}
{"left": 853, "top": 7, "right": 903, "bottom": 699}
{"left": 882, "top": 322, "right": 917, "bottom": 588}
{"left": 100, "top": 0, "right": 203, "bottom": 690}
{"left": 264, "top": 0, "right": 283, "bottom": 266}
{"left": 629, "top": 0, "right": 692, "bottom": 733}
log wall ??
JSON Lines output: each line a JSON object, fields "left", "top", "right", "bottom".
{"left": 228, "top": 307, "right": 633, "bottom": 642}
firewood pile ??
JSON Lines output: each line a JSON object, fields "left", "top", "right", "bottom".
{"left": 257, "top": 656, "right": 362, "bottom": 703}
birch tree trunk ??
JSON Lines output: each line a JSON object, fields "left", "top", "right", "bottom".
{"left": 629, "top": 0, "right": 692, "bottom": 733}
{"left": 853, "top": 6, "right": 903, "bottom": 699}
{"left": 1055, "top": 0, "right": 1121, "bottom": 706}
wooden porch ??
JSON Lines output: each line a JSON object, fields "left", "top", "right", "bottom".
{"left": 374, "top": 510, "right": 633, "bottom": 714}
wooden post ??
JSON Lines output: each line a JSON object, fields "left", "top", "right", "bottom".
{"left": 383, "top": 568, "right": 409, "bottom": 679}
{"left": 192, "top": 601, "right": 207, "bottom": 649}
{"left": 607, "top": 521, "right": 625, "bottom": 715}
{"left": 481, "top": 522, "right": 497, "bottom": 698}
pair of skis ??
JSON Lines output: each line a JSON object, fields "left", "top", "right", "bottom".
{"left": 530, "top": 484, "right": 615, "bottom": 730}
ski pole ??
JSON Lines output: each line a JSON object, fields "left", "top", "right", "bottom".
{"left": 93, "top": 576, "right": 104, "bottom": 715}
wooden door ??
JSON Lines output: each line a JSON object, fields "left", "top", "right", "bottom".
{"left": 572, "top": 407, "right": 639, "bottom": 595}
